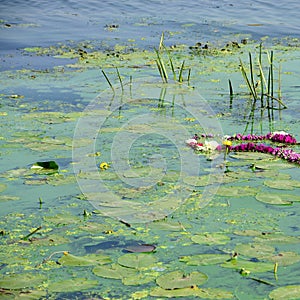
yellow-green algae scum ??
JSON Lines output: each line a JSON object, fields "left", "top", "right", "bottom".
{"left": 0, "top": 37, "right": 300, "bottom": 299}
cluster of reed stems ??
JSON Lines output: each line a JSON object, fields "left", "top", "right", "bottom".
{"left": 229, "top": 43, "right": 287, "bottom": 133}
{"left": 155, "top": 32, "right": 191, "bottom": 84}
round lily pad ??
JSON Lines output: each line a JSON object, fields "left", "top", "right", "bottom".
{"left": 191, "top": 233, "right": 230, "bottom": 246}
{"left": 254, "top": 234, "right": 300, "bottom": 244}
{"left": 221, "top": 259, "right": 274, "bottom": 273}
{"left": 122, "top": 272, "right": 157, "bottom": 286}
{"left": 264, "top": 179, "right": 300, "bottom": 190}
{"left": 156, "top": 270, "right": 208, "bottom": 290}
{"left": 255, "top": 193, "right": 294, "bottom": 205}
{"left": 117, "top": 253, "right": 157, "bottom": 269}
{"left": 58, "top": 253, "right": 111, "bottom": 266}
{"left": 269, "top": 285, "right": 300, "bottom": 300}
{"left": 0, "top": 183, "right": 7, "bottom": 192}
{"left": 180, "top": 254, "right": 228, "bottom": 266}
{"left": 47, "top": 278, "right": 98, "bottom": 292}
{"left": 216, "top": 185, "right": 257, "bottom": 197}
{"left": 0, "top": 195, "right": 20, "bottom": 201}
{"left": 267, "top": 252, "right": 300, "bottom": 266}
{"left": 234, "top": 243, "right": 275, "bottom": 259}
{"left": 150, "top": 287, "right": 234, "bottom": 298}
{"left": 0, "top": 273, "right": 47, "bottom": 289}
{"left": 93, "top": 263, "right": 136, "bottom": 279}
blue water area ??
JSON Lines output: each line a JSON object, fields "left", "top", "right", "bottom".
{"left": 1, "top": 0, "right": 300, "bottom": 70}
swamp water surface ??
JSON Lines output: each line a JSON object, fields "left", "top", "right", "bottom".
{"left": 1, "top": 1, "right": 300, "bottom": 299}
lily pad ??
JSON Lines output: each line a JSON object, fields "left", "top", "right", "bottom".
{"left": 44, "top": 212, "right": 81, "bottom": 226}
{"left": 0, "top": 183, "right": 7, "bottom": 192}
{"left": 150, "top": 287, "right": 234, "bottom": 298}
{"left": 254, "top": 233, "right": 300, "bottom": 244}
{"left": 180, "top": 254, "right": 228, "bottom": 266}
{"left": 117, "top": 253, "right": 157, "bottom": 269}
{"left": 234, "top": 243, "right": 275, "bottom": 259}
{"left": 269, "top": 285, "right": 300, "bottom": 300}
{"left": 58, "top": 253, "right": 111, "bottom": 266}
{"left": 47, "top": 278, "right": 98, "bottom": 292}
{"left": 191, "top": 232, "right": 230, "bottom": 246}
{"left": 0, "top": 195, "right": 20, "bottom": 201}
{"left": 0, "top": 273, "right": 47, "bottom": 289}
{"left": 221, "top": 259, "right": 274, "bottom": 273}
{"left": 125, "top": 244, "right": 156, "bottom": 253}
{"left": 233, "top": 230, "right": 264, "bottom": 236}
{"left": 215, "top": 185, "right": 257, "bottom": 197}
{"left": 156, "top": 270, "right": 208, "bottom": 290}
{"left": 264, "top": 179, "right": 300, "bottom": 190}
{"left": 93, "top": 263, "right": 137, "bottom": 279}
{"left": 267, "top": 252, "right": 300, "bottom": 266}
{"left": 255, "top": 193, "right": 295, "bottom": 205}
{"left": 122, "top": 272, "right": 157, "bottom": 286}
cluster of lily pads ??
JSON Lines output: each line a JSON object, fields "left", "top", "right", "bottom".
{"left": 186, "top": 131, "right": 300, "bottom": 165}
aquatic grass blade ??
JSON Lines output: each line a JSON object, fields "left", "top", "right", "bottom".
{"left": 101, "top": 70, "right": 115, "bottom": 93}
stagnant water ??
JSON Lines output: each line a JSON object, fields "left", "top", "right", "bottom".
{"left": 0, "top": 1, "right": 300, "bottom": 299}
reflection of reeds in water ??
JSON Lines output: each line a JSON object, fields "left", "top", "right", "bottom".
{"left": 231, "top": 43, "right": 287, "bottom": 133}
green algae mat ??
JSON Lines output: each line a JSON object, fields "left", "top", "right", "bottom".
{"left": 0, "top": 36, "right": 300, "bottom": 299}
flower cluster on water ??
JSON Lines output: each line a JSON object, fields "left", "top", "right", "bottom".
{"left": 186, "top": 131, "right": 300, "bottom": 165}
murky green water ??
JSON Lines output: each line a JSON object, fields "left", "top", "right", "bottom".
{"left": 0, "top": 35, "right": 300, "bottom": 299}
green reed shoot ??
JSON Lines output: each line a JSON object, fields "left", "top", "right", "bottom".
{"left": 178, "top": 60, "right": 185, "bottom": 83}
{"left": 155, "top": 48, "right": 168, "bottom": 83}
{"left": 101, "top": 69, "right": 115, "bottom": 93}
{"left": 234, "top": 44, "right": 288, "bottom": 133}
{"left": 116, "top": 67, "right": 124, "bottom": 91}
{"left": 155, "top": 32, "right": 190, "bottom": 83}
